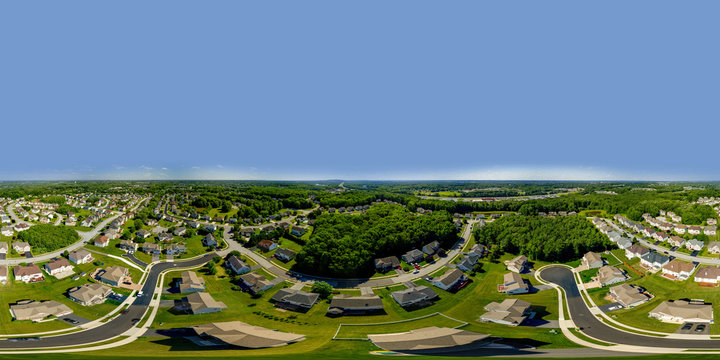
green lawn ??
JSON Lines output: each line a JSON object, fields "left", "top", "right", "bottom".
{"left": 578, "top": 268, "right": 599, "bottom": 283}
{"left": 334, "top": 313, "right": 466, "bottom": 339}
{"left": 144, "top": 252, "right": 576, "bottom": 358}
{"left": 608, "top": 270, "right": 720, "bottom": 334}
{"left": 0, "top": 252, "right": 140, "bottom": 334}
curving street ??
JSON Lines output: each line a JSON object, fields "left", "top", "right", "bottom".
{"left": 0, "top": 253, "right": 215, "bottom": 349}
{"left": 540, "top": 266, "right": 720, "bottom": 349}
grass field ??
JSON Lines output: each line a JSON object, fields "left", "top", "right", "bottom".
{"left": 334, "top": 313, "right": 467, "bottom": 339}
{"left": 606, "top": 268, "right": 720, "bottom": 334}
{"left": 0, "top": 251, "right": 140, "bottom": 334}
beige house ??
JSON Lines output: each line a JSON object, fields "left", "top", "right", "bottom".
{"left": 177, "top": 271, "right": 205, "bottom": 293}
{"left": 608, "top": 284, "right": 651, "bottom": 308}
{"left": 175, "top": 292, "right": 227, "bottom": 314}
{"left": 368, "top": 327, "right": 489, "bottom": 352}
{"left": 596, "top": 266, "right": 627, "bottom": 286}
{"left": 68, "top": 283, "right": 112, "bottom": 306}
{"left": 479, "top": 299, "right": 532, "bottom": 326}
{"left": 10, "top": 300, "right": 72, "bottom": 321}
{"left": 662, "top": 260, "right": 696, "bottom": 281}
{"left": 581, "top": 252, "right": 603, "bottom": 269}
{"left": 504, "top": 255, "right": 528, "bottom": 273}
{"left": 649, "top": 300, "right": 713, "bottom": 323}
{"left": 499, "top": 272, "right": 529, "bottom": 295}
{"left": 191, "top": 321, "right": 305, "bottom": 348}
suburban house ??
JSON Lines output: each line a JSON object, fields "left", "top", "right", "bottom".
{"left": 43, "top": 258, "right": 74, "bottom": 278}
{"left": 177, "top": 271, "right": 206, "bottom": 293}
{"left": 290, "top": 226, "right": 306, "bottom": 237}
{"left": 274, "top": 248, "right": 296, "bottom": 263}
{"left": 674, "top": 224, "right": 687, "bottom": 234}
{"left": 0, "top": 266, "right": 7, "bottom": 283}
{"left": 422, "top": 241, "right": 440, "bottom": 255}
{"left": 204, "top": 224, "right": 217, "bottom": 232}
{"left": 662, "top": 260, "right": 696, "bottom": 281}
{"left": 402, "top": 249, "right": 424, "bottom": 264}
{"left": 616, "top": 237, "right": 633, "bottom": 249}
{"left": 504, "top": 255, "right": 529, "bottom": 273}
{"left": 374, "top": 256, "right": 400, "bottom": 272}
{"left": 118, "top": 240, "right": 138, "bottom": 252}
{"left": 479, "top": 299, "right": 533, "bottom": 326}
{"left": 596, "top": 265, "right": 627, "bottom": 286}
{"left": 430, "top": 268, "right": 468, "bottom": 291}
{"left": 136, "top": 230, "right": 152, "bottom": 239}
{"left": 708, "top": 242, "right": 720, "bottom": 254}
{"left": 649, "top": 300, "right": 713, "bottom": 323}
{"left": 203, "top": 234, "right": 218, "bottom": 247}
{"left": 190, "top": 321, "right": 306, "bottom": 349}
{"left": 686, "top": 239, "right": 705, "bottom": 251}
{"left": 625, "top": 244, "right": 650, "bottom": 259}
{"left": 271, "top": 288, "right": 320, "bottom": 311}
{"left": 608, "top": 284, "right": 651, "bottom": 308}
{"left": 706, "top": 226, "right": 717, "bottom": 236}
{"left": 688, "top": 226, "right": 702, "bottom": 235}
{"left": 68, "top": 283, "right": 112, "bottom": 306}
{"left": 10, "top": 300, "right": 72, "bottom": 321}
{"left": 94, "top": 235, "right": 110, "bottom": 247}
{"left": 12, "top": 241, "right": 31, "bottom": 255}
{"left": 158, "top": 233, "right": 173, "bottom": 242}
{"left": 142, "top": 243, "right": 162, "bottom": 254}
{"left": 13, "top": 264, "right": 44, "bottom": 283}
{"left": 391, "top": 286, "right": 439, "bottom": 308}
{"left": 1, "top": 227, "right": 13, "bottom": 237}
{"left": 582, "top": 252, "right": 603, "bottom": 269}
{"left": 695, "top": 266, "right": 720, "bottom": 284}
{"left": 0, "top": 242, "right": 8, "bottom": 254}
{"left": 499, "top": 272, "right": 529, "bottom": 295}
{"left": 640, "top": 252, "right": 670, "bottom": 270}
{"left": 166, "top": 243, "right": 186, "bottom": 255}
{"left": 226, "top": 255, "right": 251, "bottom": 275}
{"left": 467, "top": 244, "right": 486, "bottom": 260}
{"left": 188, "top": 221, "right": 200, "bottom": 229}
{"left": 14, "top": 223, "right": 30, "bottom": 232}
{"left": 239, "top": 272, "right": 274, "bottom": 294}
{"left": 98, "top": 266, "right": 129, "bottom": 286}
{"left": 456, "top": 255, "right": 478, "bottom": 272}
{"left": 327, "top": 295, "right": 384, "bottom": 316}
{"left": 669, "top": 236, "right": 686, "bottom": 248}
{"left": 68, "top": 249, "right": 93, "bottom": 264}
{"left": 173, "top": 227, "right": 187, "bottom": 236}
{"left": 175, "top": 292, "right": 228, "bottom": 314}
{"left": 654, "top": 231, "right": 669, "bottom": 242}
{"left": 240, "top": 228, "right": 254, "bottom": 238}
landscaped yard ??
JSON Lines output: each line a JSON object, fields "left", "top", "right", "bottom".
{"left": 0, "top": 251, "right": 140, "bottom": 334}
{"left": 608, "top": 270, "right": 720, "bottom": 334}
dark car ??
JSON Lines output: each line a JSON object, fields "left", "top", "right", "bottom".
{"left": 681, "top": 323, "right": 693, "bottom": 331}
{"left": 131, "top": 318, "right": 141, "bottom": 325}
{"left": 695, "top": 324, "right": 707, "bottom": 332}
{"left": 63, "top": 318, "right": 80, "bottom": 324}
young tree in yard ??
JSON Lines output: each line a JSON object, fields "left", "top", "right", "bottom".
{"left": 311, "top": 281, "right": 333, "bottom": 299}
{"left": 205, "top": 262, "right": 217, "bottom": 275}
{"left": 487, "top": 244, "right": 501, "bottom": 262}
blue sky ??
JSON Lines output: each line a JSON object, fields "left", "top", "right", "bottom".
{"left": 1, "top": 1, "right": 719, "bottom": 181}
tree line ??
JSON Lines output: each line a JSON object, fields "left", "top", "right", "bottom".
{"left": 294, "top": 204, "right": 457, "bottom": 277}
{"left": 474, "top": 215, "right": 612, "bottom": 261}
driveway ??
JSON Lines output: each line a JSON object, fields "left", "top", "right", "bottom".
{"left": 539, "top": 266, "right": 720, "bottom": 348}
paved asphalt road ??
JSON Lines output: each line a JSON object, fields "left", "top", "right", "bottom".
{"left": 0, "top": 253, "right": 215, "bottom": 349}
{"left": 540, "top": 266, "right": 720, "bottom": 349}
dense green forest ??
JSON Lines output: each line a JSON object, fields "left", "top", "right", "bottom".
{"left": 293, "top": 204, "right": 457, "bottom": 277}
{"left": 473, "top": 215, "right": 611, "bottom": 261}
{"left": 18, "top": 224, "right": 80, "bottom": 253}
